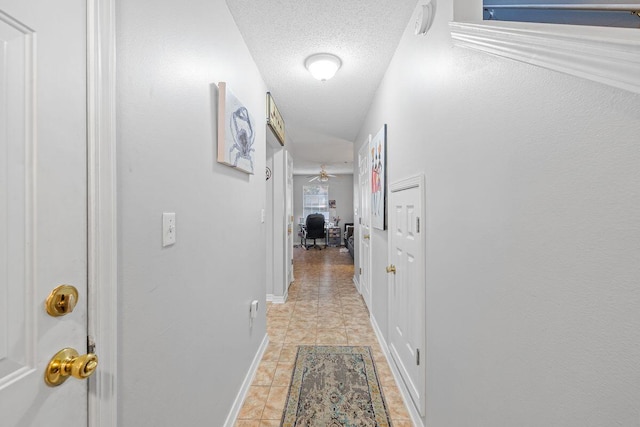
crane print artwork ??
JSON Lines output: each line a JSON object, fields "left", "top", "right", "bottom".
{"left": 371, "top": 124, "right": 387, "bottom": 230}
{"left": 217, "top": 82, "right": 256, "bottom": 174}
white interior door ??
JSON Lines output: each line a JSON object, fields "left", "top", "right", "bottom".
{"left": 0, "top": 0, "right": 89, "bottom": 425}
{"left": 388, "top": 176, "right": 426, "bottom": 416}
{"left": 358, "top": 139, "right": 372, "bottom": 311}
{"left": 285, "top": 151, "right": 294, "bottom": 286}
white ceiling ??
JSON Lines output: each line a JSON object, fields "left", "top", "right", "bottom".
{"left": 226, "top": 0, "right": 418, "bottom": 175}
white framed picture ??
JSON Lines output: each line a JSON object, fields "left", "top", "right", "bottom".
{"left": 217, "top": 82, "right": 256, "bottom": 174}
{"left": 371, "top": 124, "right": 386, "bottom": 230}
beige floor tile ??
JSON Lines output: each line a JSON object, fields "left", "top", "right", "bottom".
{"left": 293, "top": 301, "right": 318, "bottom": 310}
{"left": 383, "top": 385, "right": 411, "bottom": 420}
{"left": 317, "top": 307, "right": 342, "bottom": 317}
{"left": 261, "top": 341, "right": 282, "bottom": 362}
{"left": 269, "top": 303, "right": 294, "bottom": 316}
{"left": 317, "top": 315, "right": 345, "bottom": 329}
{"left": 266, "top": 330, "right": 286, "bottom": 344}
{"left": 391, "top": 419, "right": 415, "bottom": 427}
{"left": 284, "top": 328, "right": 316, "bottom": 344}
{"left": 278, "top": 344, "right": 300, "bottom": 363}
{"left": 237, "top": 386, "right": 270, "bottom": 419}
{"left": 252, "top": 361, "right": 277, "bottom": 386}
{"left": 236, "top": 247, "right": 413, "bottom": 426}
{"left": 316, "top": 328, "right": 348, "bottom": 345}
{"left": 271, "top": 362, "right": 295, "bottom": 386}
{"left": 374, "top": 359, "right": 396, "bottom": 386}
{"left": 268, "top": 317, "right": 290, "bottom": 330}
{"left": 288, "top": 318, "right": 316, "bottom": 330}
{"left": 261, "top": 386, "right": 288, "bottom": 420}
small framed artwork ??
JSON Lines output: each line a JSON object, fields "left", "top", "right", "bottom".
{"left": 266, "top": 92, "right": 285, "bottom": 146}
{"left": 329, "top": 200, "right": 336, "bottom": 209}
{"left": 217, "top": 82, "right": 256, "bottom": 174}
{"left": 371, "top": 124, "right": 387, "bottom": 230}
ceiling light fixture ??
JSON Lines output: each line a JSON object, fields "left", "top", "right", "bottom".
{"left": 305, "top": 53, "right": 342, "bottom": 81}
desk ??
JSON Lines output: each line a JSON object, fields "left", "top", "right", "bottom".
{"left": 326, "top": 227, "right": 341, "bottom": 247}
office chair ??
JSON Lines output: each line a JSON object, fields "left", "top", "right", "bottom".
{"left": 304, "top": 213, "right": 326, "bottom": 250}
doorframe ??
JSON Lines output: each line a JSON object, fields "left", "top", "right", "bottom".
{"left": 87, "top": 0, "right": 118, "bottom": 425}
{"left": 357, "top": 138, "right": 372, "bottom": 309}
{"left": 387, "top": 173, "right": 427, "bottom": 419}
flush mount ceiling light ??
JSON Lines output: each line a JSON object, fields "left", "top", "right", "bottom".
{"left": 305, "top": 53, "right": 342, "bottom": 81}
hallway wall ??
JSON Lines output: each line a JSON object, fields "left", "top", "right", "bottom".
{"left": 355, "top": 1, "right": 640, "bottom": 426}
{"left": 116, "top": 0, "right": 267, "bottom": 425}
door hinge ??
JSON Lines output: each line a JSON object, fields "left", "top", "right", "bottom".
{"left": 87, "top": 335, "right": 96, "bottom": 354}
{"left": 416, "top": 348, "right": 420, "bottom": 365}
{"left": 291, "top": 259, "right": 294, "bottom": 265}
{"left": 359, "top": 267, "right": 362, "bottom": 274}
{"left": 416, "top": 217, "right": 420, "bottom": 233}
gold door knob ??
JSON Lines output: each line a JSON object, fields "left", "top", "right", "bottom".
{"left": 364, "top": 234, "right": 370, "bottom": 240}
{"left": 45, "top": 284, "right": 79, "bottom": 316}
{"left": 45, "top": 348, "right": 98, "bottom": 387}
{"left": 386, "top": 265, "right": 396, "bottom": 274}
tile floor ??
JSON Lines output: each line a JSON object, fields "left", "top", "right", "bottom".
{"left": 235, "top": 245, "right": 413, "bottom": 426}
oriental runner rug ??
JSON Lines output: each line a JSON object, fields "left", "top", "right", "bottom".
{"left": 281, "top": 345, "right": 392, "bottom": 427}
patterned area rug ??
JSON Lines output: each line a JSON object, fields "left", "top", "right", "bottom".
{"left": 281, "top": 346, "right": 392, "bottom": 427}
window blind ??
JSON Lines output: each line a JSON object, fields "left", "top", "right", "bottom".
{"left": 482, "top": 1, "right": 640, "bottom": 27}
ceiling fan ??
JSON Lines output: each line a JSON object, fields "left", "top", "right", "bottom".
{"left": 307, "top": 165, "right": 336, "bottom": 182}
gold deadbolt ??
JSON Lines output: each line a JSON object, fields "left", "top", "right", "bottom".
{"left": 386, "top": 265, "right": 397, "bottom": 274}
{"left": 44, "top": 348, "right": 98, "bottom": 387}
{"left": 45, "top": 284, "right": 79, "bottom": 316}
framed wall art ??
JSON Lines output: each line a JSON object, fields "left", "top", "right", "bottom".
{"left": 266, "top": 92, "right": 285, "bottom": 146}
{"left": 371, "top": 124, "right": 387, "bottom": 230}
{"left": 217, "top": 82, "right": 256, "bottom": 174}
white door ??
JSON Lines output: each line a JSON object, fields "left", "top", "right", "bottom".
{"left": 388, "top": 176, "right": 426, "bottom": 416}
{"left": 285, "top": 151, "right": 294, "bottom": 286}
{"left": 358, "top": 139, "right": 372, "bottom": 311}
{"left": 0, "top": 0, "right": 90, "bottom": 425}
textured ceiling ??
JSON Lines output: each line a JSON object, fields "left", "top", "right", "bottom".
{"left": 226, "top": 0, "right": 418, "bottom": 174}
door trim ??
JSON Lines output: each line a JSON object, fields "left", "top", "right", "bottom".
{"left": 357, "top": 137, "right": 372, "bottom": 310}
{"left": 87, "top": 0, "right": 117, "bottom": 425}
{"left": 388, "top": 173, "right": 427, "bottom": 416}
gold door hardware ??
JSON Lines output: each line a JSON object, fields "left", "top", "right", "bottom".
{"left": 363, "top": 234, "right": 370, "bottom": 240}
{"left": 45, "top": 348, "right": 98, "bottom": 387}
{"left": 386, "top": 265, "right": 396, "bottom": 274}
{"left": 45, "top": 284, "right": 79, "bottom": 316}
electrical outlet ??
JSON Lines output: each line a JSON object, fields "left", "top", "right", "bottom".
{"left": 162, "top": 213, "right": 176, "bottom": 247}
{"left": 250, "top": 300, "right": 259, "bottom": 319}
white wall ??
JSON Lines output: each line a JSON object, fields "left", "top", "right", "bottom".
{"left": 293, "top": 174, "right": 355, "bottom": 230}
{"left": 117, "top": 1, "right": 267, "bottom": 425}
{"left": 355, "top": 1, "right": 640, "bottom": 426}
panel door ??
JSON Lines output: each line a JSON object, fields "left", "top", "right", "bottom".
{"left": 0, "top": 0, "right": 89, "bottom": 425}
{"left": 388, "top": 180, "right": 426, "bottom": 416}
{"left": 358, "top": 140, "right": 371, "bottom": 310}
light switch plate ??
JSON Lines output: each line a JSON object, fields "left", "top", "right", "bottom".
{"left": 162, "top": 213, "right": 176, "bottom": 247}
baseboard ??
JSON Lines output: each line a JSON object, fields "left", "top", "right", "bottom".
{"left": 352, "top": 275, "right": 360, "bottom": 294}
{"left": 267, "top": 293, "right": 288, "bottom": 304}
{"left": 223, "top": 333, "right": 269, "bottom": 427}
{"left": 370, "top": 315, "right": 424, "bottom": 427}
